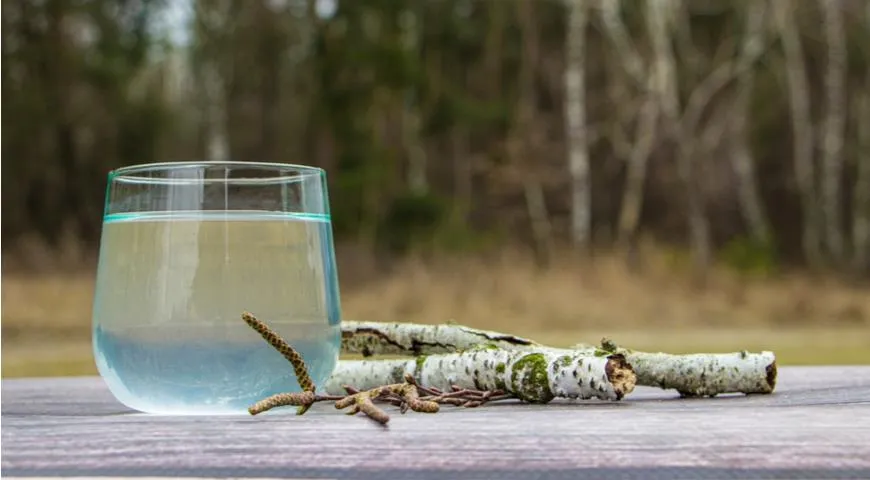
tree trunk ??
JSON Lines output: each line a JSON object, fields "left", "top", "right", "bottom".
{"left": 564, "top": 0, "right": 591, "bottom": 250}
{"left": 730, "top": 0, "right": 770, "bottom": 243}
{"left": 853, "top": 79, "right": 870, "bottom": 274}
{"left": 615, "top": 93, "right": 658, "bottom": 257}
{"left": 649, "top": 0, "right": 713, "bottom": 283}
{"left": 819, "top": 0, "right": 847, "bottom": 265}
{"left": 524, "top": 180, "right": 553, "bottom": 269}
{"left": 452, "top": 127, "right": 473, "bottom": 216}
{"left": 401, "top": 7, "right": 428, "bottom": 195}
{"left": 516, "top": 0, "right": 552, "bottom": 268}
{"left": 205, "top": 63, "right": 229, "bottom": 162}
{"left": 669, "top": 0, "right": 769, "bottom": 283}
{"left": 598, "top": 0, "right": 646, "bottom": 86}
{"left": 258, "top": 6, "right": 280, "bottom": 164}
{"left": 773, "top": 1, "right": 823, "bottom": 268}
{"left": 601, "top": 0, "right": 659, "bottom": 264}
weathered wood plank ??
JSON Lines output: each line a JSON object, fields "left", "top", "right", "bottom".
{"left": 2, "top": 366, "right": 870, "bottom": 479}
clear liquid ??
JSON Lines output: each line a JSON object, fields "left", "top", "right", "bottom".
{"left": 91, "top": 210, "right": 341, "bottom": 415}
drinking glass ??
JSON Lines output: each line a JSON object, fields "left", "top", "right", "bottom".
{"left": 91, "top": 161, "right": 342, "bottom": 415}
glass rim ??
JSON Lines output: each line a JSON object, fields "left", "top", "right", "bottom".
{"left": 108, "top": 161, "right": 325, "bottom": 186}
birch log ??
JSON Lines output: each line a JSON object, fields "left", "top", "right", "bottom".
{"left": 324, "top": 347, "right": 637, "bottom": 403}
{"left": 339, "top": 321, "right": 777, "bottom": 397}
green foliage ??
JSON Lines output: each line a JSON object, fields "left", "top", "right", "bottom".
{"left": 3, "top": 0, "right": 869, "bottom": 276}
{"left": 376, "top": 192, "right": 449, "bottom": 254}
{"left": 720, "top": 235, "right": 779, "bottom": 277}
{"left": 1, "top": 0, "right": 171, "bottom": 246}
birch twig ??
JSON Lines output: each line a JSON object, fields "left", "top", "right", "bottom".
{"left": 325, "top": 346, "right": 637, "bottom": 403}
{"left": 339, "top": 321, "right": 777, "bottom": 397}
{"left": 242, "top": 312, "right": 521, "bottom": 425}
{"left": 595, "top": 339, "right": 777, "bottom": 397}
{"left": 342, "top": 320, "right": 539, "bottom": 356}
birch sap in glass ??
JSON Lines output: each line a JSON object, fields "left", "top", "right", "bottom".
{"left": 91, "top": 162, "right": 342, "bottom": 415}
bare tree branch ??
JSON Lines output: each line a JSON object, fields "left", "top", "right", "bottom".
{"left": 772, "top": 1, "right": 823, "bottom": 267}
{"left": 596, "top": 0, "right": 647, "bottom": 88}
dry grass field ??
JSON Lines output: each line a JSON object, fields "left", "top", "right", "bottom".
{"left": 3, "top": 246, "right": 870, "bottom": 378}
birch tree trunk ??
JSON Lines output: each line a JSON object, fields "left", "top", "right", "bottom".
{"left": 649, "top": 0, "right": 714, "bottom": 283}
{"left": 819, "top": 0, "right": 848, "bottom": 265}
{"left": 669, "top": 0, "right": 770, "bottom": 283}
{"left": 193, "top": 0, "right": 230, "bottom": 163}
{"left": 729, "top": 0, "right": 770, "bottom": 243}
{"left": 615, "top": 93, "right": 659, "bottom": 256}
{"left": 401, "top": 7, "right": 428, "bottom": 194}
{"left": 205, "top": 65, "right": 229, "bottom": 161}
{"left": 564, "top": 0, "right": 591, "bottom": 249}
{"left": 772, "top": 1, "right": 823, "bottom": 268}
{"left": 599, "top": 0, "right": 659, "bottom": 259}
{"left": 516, "top": 0, "right": 553, "bottom": 267}
{"left": 853, "top": 77, "right": 870, "bottom": 273}
{"left": 257, "top": 3, "right": 281, "bottom": 164}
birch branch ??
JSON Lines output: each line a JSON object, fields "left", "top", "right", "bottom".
{"left": 342, "top": 320, "right": 539, "bottom": 357}
{"left": 594, "top": 340, "right": 777, "bottom": 398}
{"left": 339, "top": 321, "right": 777, "bottom": 397}
{"left": 596, "top": 0, "right": 647, "bottom": 88}
{"left": 325, "top": 346, "right": 637, "bottom": 403}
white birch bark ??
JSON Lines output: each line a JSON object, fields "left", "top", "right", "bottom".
{"left": 646, "top": 0, "right": 680, "bottom": 124}
{"left": 772, "top": 1, "right": 823, "bottom": 267}
{"left": 730, "top": 0, "right": 770, "bottom": 243}
{"left": 597, "top": 0, "right": 646, "bottom": 86}
{"left": 819, "top": 0, "right": 848, "bottom": 264}
{"left": 342, "top": 320, "right": 539, "bottom": 356}
{"left": 338, "top": 321, "right": 778, "bottom": 397}
{"left": 601, "top": 348, "right": 777, "bottom": 397}
{"left": 401, "top": 7, "right": 428, "bottom": 194}
{"left": 564, "top": 0, "right": 591, "bottom": 248}
{"left": 324, "top": 347, "right": 637, "bottom": 403}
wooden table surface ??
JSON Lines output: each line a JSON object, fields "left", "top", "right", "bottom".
{"left": 3, "top": 366, "right": 870, "bottom": 480}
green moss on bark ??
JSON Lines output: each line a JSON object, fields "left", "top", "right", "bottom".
{"left": 510, "top": 353, "right": 554, "bottom": 403}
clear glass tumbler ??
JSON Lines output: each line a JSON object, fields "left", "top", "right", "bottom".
{"left": 91, "top": 161, "right": 342, "bottom": 415}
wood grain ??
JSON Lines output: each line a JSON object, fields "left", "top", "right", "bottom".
{"left": 3, "top": 366, "right": 870, "bottom": 479}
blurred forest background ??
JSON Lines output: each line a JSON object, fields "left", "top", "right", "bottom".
{"left": 3, "top": 0, "right": 870, "bottom": 376}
